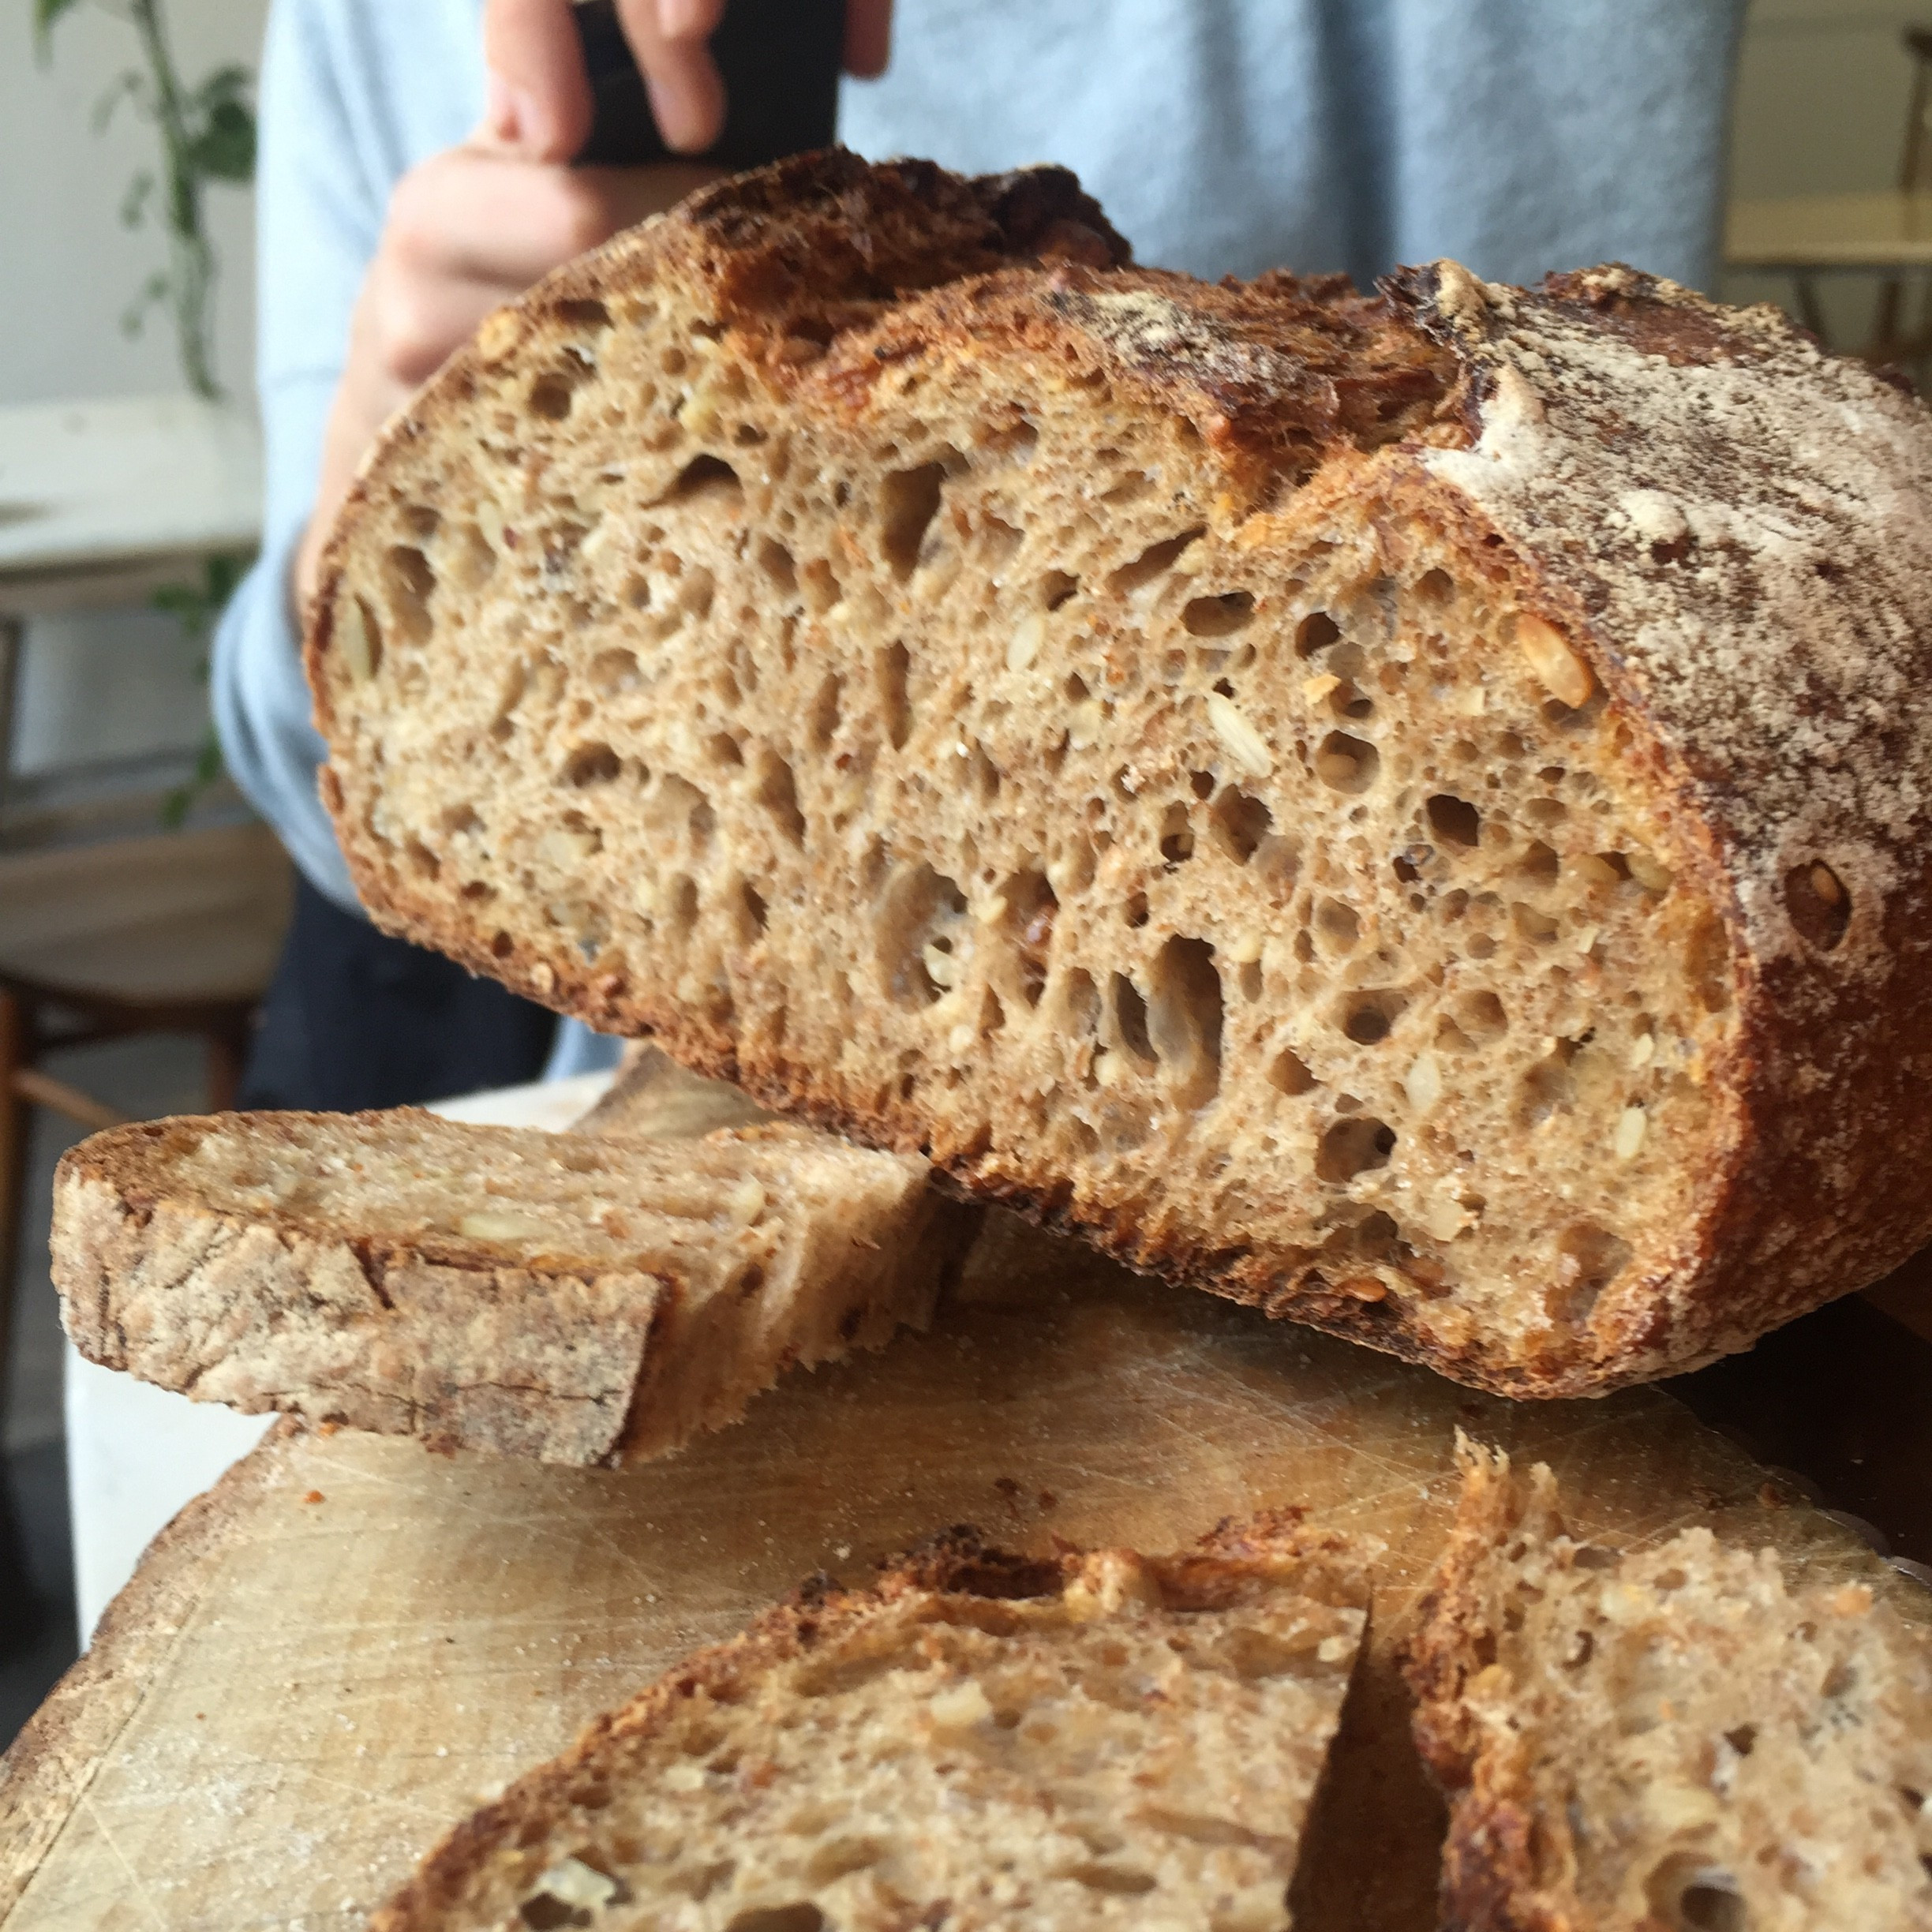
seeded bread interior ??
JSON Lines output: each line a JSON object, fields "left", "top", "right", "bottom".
{"left": 373, "top": 1517, "right": 1368, "bottom": 1932}
{"left": 312, "top": 152, "right": 1932, "bottom": 1395}
{"left": 1405, "top": 1441, "right": 1932, "bottom": 1932}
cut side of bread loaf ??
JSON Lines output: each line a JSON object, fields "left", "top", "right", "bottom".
{"left": 373, "top": 1517, "right": 1366, "bottom": 1932}
{"left": 1405, "top": 1442, "right": 1932, "bottom": 1932}
{"left": 54, "top": 1110, "right": 962, "bottom": 1465}
{"left": 312, "top": 151, "right": 1932, "bottom": 1395}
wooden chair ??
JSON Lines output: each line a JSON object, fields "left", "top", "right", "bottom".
{"left": 1724, "top": 27, "right": 1932, "bottom": 369}
{"left": 0, "top": 820, "right": 292, "bottom": 1350}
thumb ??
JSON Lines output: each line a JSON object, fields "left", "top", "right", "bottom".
{"left": 481, "top": 0, "right": 595, "bottom": 163}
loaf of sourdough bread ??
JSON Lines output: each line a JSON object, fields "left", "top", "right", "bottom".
{"left": 373, "top": 1517, "right": 1366, "bottom": 1932}
{"left": 54, "top": 1109, "right": 961, "bottom": 1465}
{"left": 1405, "top": 1442, "right": 1932, "bottom": 1931}
{"left": 310, "top": 151, "right": 1932, "bottom": 1396}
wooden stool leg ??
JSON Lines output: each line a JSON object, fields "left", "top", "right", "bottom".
{"left": 0, "top": 985, "right": 30, "bottom": 1383}
{"left": 206, "top": 1005, "right": 255, "bottom": 1112}
{"left": 0, "top": 986, "right": 45, "bottom": 1657}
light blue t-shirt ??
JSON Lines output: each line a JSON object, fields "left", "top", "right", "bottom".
{"left": 215, "top": 0, "right": 1744, "bottom": 1071}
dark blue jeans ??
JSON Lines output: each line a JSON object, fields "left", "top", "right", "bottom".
{"left": 238, "top": 872, "right": 556, "bottom": 1112}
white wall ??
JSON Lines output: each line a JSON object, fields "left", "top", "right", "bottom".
{"left": 0, "top": 0, "right": 1916, "bottom": 791}
{"left": 1, "top": 0, "right": 267, "bottom": 792}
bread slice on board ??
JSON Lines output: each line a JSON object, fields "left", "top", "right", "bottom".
{"left": 575, "top": 1040, "right": 773, "bottom": 1140}
{"left": 53, "top": 1109, "right": 965, "bottom": 1466}
{"left": 310, "top": 150, "right": 1932, "bottom": 1397}
{"left": 1405, "top": 1441, "right": 1932, "bottom": 1931}
{"left": 373, "top": 1516, "right": 1365, "bottom": 1932}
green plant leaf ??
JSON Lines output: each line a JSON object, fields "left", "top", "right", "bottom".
{"left": 34, "top": 0, "right": 83, "bottom": 60}
{"left": 92, "top": 69, "right": 148, "bottom": 135}
{"left": 120, "top": 170, "right": 155, "bottom": 230}
{"left": 183, "top": 98, "right": 255, "bottom": 182}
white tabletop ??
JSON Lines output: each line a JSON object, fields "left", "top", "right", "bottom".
{"left": 0, "top": 393, "right": 262, "bottom": 585}
{"left": 65, "top": 1070, "right": 616, "bottom": 1642}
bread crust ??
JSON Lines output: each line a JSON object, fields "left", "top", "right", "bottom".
{"left": 309, "top": 151, "right": 1932, "bottom": 1397}
{"left": 53, "top": 1110, "right": 963, "bottom": 1466}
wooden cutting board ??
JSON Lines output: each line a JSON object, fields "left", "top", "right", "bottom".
{"left": 3, "top": 1226, "right": 1924, "bottom": 1932}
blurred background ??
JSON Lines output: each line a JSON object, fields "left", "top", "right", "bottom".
{"left": 4, "top": 0, "right": 1930, "bottom": 1738}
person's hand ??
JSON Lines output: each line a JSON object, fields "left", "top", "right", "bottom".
{"left": 549, "top": 0, "right": 895, "bottom": 155}
{"left": 292, "top": 0, "right": 717, "bottom": 611}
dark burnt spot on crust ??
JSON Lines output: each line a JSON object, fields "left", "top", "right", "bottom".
{"left": 883, "top": 1524, "right": 1069, "bottom": 1600}
{"left": 678, "top": 150, "right": 1130, "bottom": 355}
{"left": 1536, "top": 265, "right": 1775, "bottom": 369}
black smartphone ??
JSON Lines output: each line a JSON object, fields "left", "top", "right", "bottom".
{"left": 571, "top": 0, "right": 845, "bottom": 169}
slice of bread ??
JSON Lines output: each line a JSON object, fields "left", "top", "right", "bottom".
{"left": 309, "top": 151, "right": 1932, "bottom": 1396}
{"left": 1405, "top": 1441, "right": 1932, "bottom": 1931}
{"left": 54, "top": 1109, "right": 964, "bottom": 1465}
{"left": 575, "top": 1041, "right": 773, "bottom": 1140}
{"left": 373, "top": 1517, "right": 1365, "bottom": 1932}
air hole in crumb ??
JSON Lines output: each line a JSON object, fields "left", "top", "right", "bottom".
{"left": 1339, "top": 989, "right": 1406, "bottom": 1046}
{"left": 1159, "top": 801, "right": 1195, "bottom": 865}
{"left": 738, "top": 879, "right": 769, "bottom": 935}
{"left": 801, "top": 557, "right": 841, "bottom": 612}
{"left": 1547, "top": 1221, "right": 1632, "bottom": 1326}
{"left": 669, "top": 454, "right": 740, "bottom": 503}
{"left": 1318, "top": 1116, "right": 1395, "bottom": 1183}
{"left": 491, "top": 930, "right": 515, "bottom": 960}
{"left": 1062, "top": 968, "right": 1101, "bottom": 1036}
{"left": 1457, "top": 991, "right": 1508, "bottom": 1041}
{"left": 1111, "top": 973, "right": 1155, "bottom": 1064}
{"left": 1182, "top": 590, "right": 1256, "bottom": 637}
{"left": 1785, "top": 860, "right": 1850, "bottom": 951}
{"left": 879, "top": 863, "right": 967, "bottom": 1007}
{"left": 1000, "top": 871, "right": 1058, "bottom": 1008}
{"left": 1041, "top": 570, "right": 1079, "bottom": 610}
{"left": 1148, "top": 937, "right": 1223, "bottom": 1107}
{"left": 1676, "top": 1885, "right": 1747, "bottom": 1932}
{"left": 1518, "top": 840, "right": 1559, "bottom": 884}
{"left": 1270, "top": 1048, "right": 1316, "bottom": 1095}
{"left": 724, "top": 1908, "right": 825, "bottom": 1932}
{"left": 1107, "top": 527, "right": 1204, "bottom": 596}
{"left": 1297, "top": 611, "right": 1341, "bottom": 656}
{"left": 758, "top": 537, "right": 796, "bottom": 593}
{"left": 555, "top": 298, "right": 610, "bottom": 331}
{"left": 879, "top": 641, "right": 912, "bottom": 749}
{"left": 706, "top": 731, "right": 743, "bottom": 768}
{"left": 1125, "top": 890, "right": 1150, "bottom": 928}
{"left": 1686, "top": 910, "right": 1732, "bottom": 1013}
{"left": 1209, "top": 786, "right": 1272, "bottom": 863}
{"left": 589, "top": 649, "right": 639, "bottom": 697}
{"left": 669, "top": 874, "right": 699, "bottom": 932}
{"left": 880, "top": 462, "right": 946, "bottom": 578}
{"left": 807, "top": 673, "right": 841, "bottom": 750}
{"left": 442, "top": 803, "right": 480, "bottom": 837}
{"left": 405, "top": 838, "right": 439, "bottom": 881}
{"left": 527, "top": 373, "right": 576, "bottom": 421}
{"left": 1316, "top": 732, "right": 1378, "bottom": 795}
{"left": 1417, "top": 568, "right": 1455, "bottom": 605}
{"left": 384, "top": 546, "right": 435, "bottom": 644}
{"left": 1427, "top": 792, "right": 1481, "bottom": 848}
{"left": 756, "top": 753, "right": 806, "bottom": 844}
{"left": 1068, "top": 1866, "right": 1157, "bottom": 1896}
{"left": 1189, "top": 769, "right": 1215, "bottom": 801}
{"left": 564, "top": 742, "right": 621, "bottom": 788}
{"left": 1316, "top": 898, "right": 1360, "bottom": 950}
{"left": 1725, "top": 1725, "right": 1756, "bottom": 1756}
